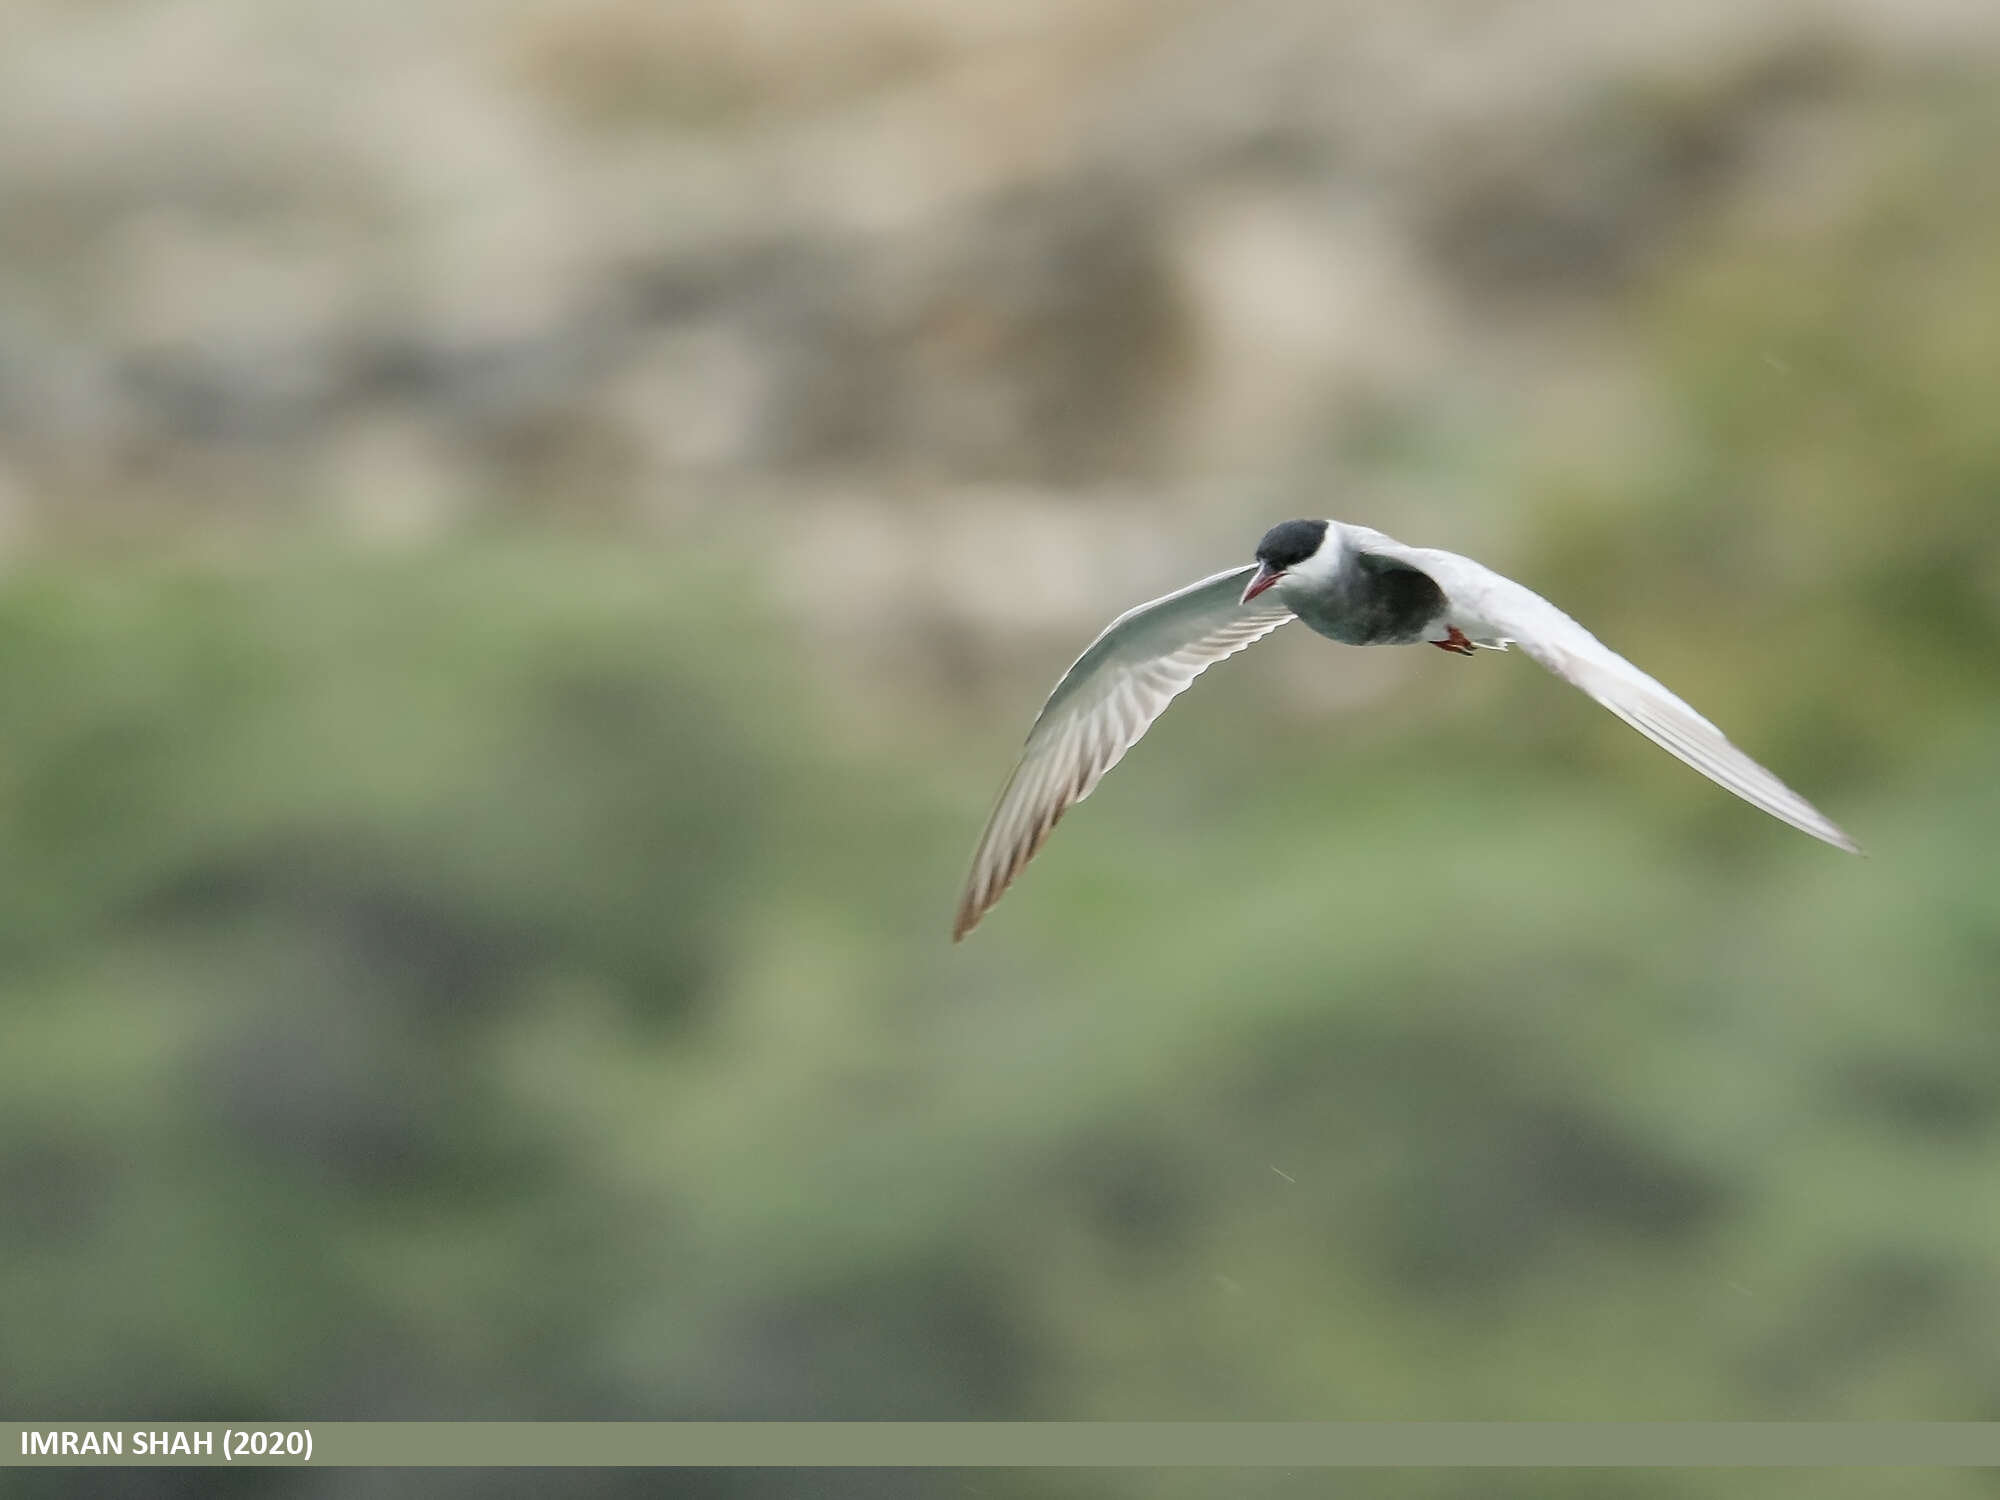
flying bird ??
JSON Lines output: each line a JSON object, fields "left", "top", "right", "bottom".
{"left": 953, "top": 518, "right": 1856, "bottom": 940}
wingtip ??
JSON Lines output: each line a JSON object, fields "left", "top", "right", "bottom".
{"left": 950, "top": 891, "right": 984, "bottom": 942}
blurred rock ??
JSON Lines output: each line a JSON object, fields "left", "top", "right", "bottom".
{"left": 1, "top": 0, "right": 1995, "bottom": 581}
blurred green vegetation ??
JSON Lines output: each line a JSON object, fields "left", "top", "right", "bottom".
{"left": 5, "top": 49, "right": 2000, "bottom": 1500}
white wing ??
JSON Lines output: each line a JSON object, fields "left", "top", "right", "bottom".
{"left": 1359, "top": 534, "right": 1858, "bottom": 853}
{"left": 954, "top": 565, "right": 1296, "bottom": 939}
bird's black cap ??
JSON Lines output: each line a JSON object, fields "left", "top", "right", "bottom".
{"left": 1254, "top": 519, "right": 1329, "bottom": 570}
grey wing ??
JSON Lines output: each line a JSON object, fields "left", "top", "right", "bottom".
{"left": 954, "top": 564, "right": 1296, "bottom": 940}
{"left": 1363, "top": 539, "right": 1858, "bottom": 853}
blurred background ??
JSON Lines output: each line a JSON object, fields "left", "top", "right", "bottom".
{"left": 2, "top": 0, "right": 1999, "bottom": 1496}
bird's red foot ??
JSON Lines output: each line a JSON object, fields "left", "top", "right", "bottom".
{"left": 1430, "top": 626, "right": 1476, "bottom": 656}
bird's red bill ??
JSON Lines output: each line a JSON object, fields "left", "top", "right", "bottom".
{"left": 1240, "top": 564, "right": 1284, "bottom": 604}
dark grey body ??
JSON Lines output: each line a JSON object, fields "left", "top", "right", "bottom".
{"left": 1290, "top": 552, "right": 1449, "bottom": 646}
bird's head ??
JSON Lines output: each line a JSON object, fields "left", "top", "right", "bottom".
{"left": 1241, "top": 519, "right": 1334, "bottom": 603}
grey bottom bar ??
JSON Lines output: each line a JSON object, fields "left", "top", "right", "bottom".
{"left": 11, "top": 1423, "right": 2000, "bottom": 1468}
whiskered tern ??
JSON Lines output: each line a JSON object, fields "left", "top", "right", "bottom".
{"left": 954, "top": 518, "right": 1856, "bottom": 940}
